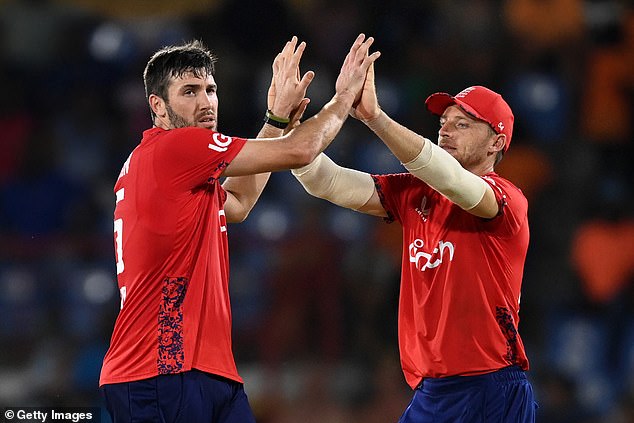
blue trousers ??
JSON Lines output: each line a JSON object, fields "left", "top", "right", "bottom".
{"left": 398, "top": 366, "right": 537, "bottom": 423}
{"left": 101, "top": 369, "right": 256, "bottom": 423}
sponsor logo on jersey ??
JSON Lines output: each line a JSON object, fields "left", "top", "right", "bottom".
{"left": 208, "top": 133, "right": 233, "bottom": 152}
{"left": 408, "top": 238, "right": 455, "bottom": 272}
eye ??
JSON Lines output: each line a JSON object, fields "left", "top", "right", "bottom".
{"left": 456, "top": 121, "right": 469, "bottom": 129}
{"left": 184, "top": 89, "right": 195, "bottom": 96}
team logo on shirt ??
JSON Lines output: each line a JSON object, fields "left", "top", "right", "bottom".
{"left": 408, "top": 238, "right": 455, "bottom": 271}
{"left": 415, "top": 196, "right": 431, "bottom": 222}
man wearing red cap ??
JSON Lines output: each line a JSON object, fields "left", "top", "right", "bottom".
{"left": 292, "top": 63, "right": 537, "bottom": 422}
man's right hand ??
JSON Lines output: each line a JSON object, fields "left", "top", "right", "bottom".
{"left": 268, "top": 36, "right": 315, "bottom": 119}
{"left": 334, "top": 34, "right": 381, "bottom": 107}
{"left": 351, "top": 62, "right": 381, "bottom": 123}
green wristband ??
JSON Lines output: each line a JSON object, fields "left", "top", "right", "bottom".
{"left": 263, "top": 109, "right": 290, "bottom": 129}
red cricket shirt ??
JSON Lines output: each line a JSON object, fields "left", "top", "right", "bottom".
{"left": 100, "top": 126, "right": 246, "bottom": 385}
{"left": 373, "top": 172, "right": 530, "bottom": 389}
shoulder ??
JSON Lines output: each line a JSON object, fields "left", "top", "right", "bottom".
{"left": 483, "top": 173, "right": 527, "bottom": 203}
{"left": 373, "top": 172, "right": 420, "bottom": 186}
{"left": 157, "top": 126, "right": 209, "bottom": 141}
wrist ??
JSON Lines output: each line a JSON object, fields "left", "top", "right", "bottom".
{"left": 364, "top": 110, "right": 388, "bottom": 133}
{"left": 333, "top": 91, "right": 357, "bottom": 107}
{"left": 263, "top": 109, "right": 290, "bottom": 129}
{"left": 267, "top": 107, "right": 291, "bottom": 120}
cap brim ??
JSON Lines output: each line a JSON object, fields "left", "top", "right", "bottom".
{"left": 425, "top": 92, "right": 455, "bottom": 116}
{"left": 425, "top": 92, "right": 488, "bottom": 125}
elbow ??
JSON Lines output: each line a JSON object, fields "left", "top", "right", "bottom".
{"left": 284, "top": 131, "right": 322, "bottom": 168}
{"left": 294, "top": 150, "right": 318, "bottom": 168}
{"left": 288, "top": 144, "right": 319, "bottom": 169}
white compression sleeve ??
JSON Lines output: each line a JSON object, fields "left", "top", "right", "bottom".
{"left": 403, "top": 139, "right": 488, "bottom": 210}
{"left": 291, "top": 153, "right": 375, "bottom": 210}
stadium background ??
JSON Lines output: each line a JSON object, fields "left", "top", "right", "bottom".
{"left": 0, "top": 0, "right": 633, "bottom": 421}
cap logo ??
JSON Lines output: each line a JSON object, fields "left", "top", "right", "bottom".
{"left": 455, "top": 87, "right": 476, "bottom": 98}
{"left": 497, "top": 122, "right": 505, "bottom": 131}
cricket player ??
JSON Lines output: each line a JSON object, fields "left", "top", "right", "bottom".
{"left": 99, "top": 35, "right": 380, "bottom": 423}
{"left": 292, "top": 63, "right": 537, "bottom": 422}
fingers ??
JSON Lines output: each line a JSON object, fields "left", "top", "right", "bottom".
{"left": 348, "top": 33, "right": 366, "bottom": 56}
{"left": 290, "top": 41, "right": 307, "bottom": 70}
{"left": 342, "top": 34, "right": 380, "bottom": 71}
{"left": 341, "top": 33, "right": 365, "bottom": 68}
{"left": 292, "top": 98, "right": 310, "bottom": 122}
{"left": 298, "top": 70, "right": 315, "bottom": 92}
{"left": 279, "top": 36, "right": 303, "bottom": 68}
{"left": 367, "top": 61, "right": 376, "bottom": 80}
{"left": 355, "top": 36, "right": 379, "bottom": 67}
{"left": 286, "top": 98, "right": 311, "bottom": 133}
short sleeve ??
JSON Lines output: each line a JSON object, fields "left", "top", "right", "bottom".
{"left": 154, "top": 127, "right": 246, "bottom": 192}
{"left": 481, "top": 174, "right": 528, "bottom": 237}
{"left": 373, "top": 173, "right": 435, "bottom": 224}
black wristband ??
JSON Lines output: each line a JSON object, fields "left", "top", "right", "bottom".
{"left": 263, "top": 110, "right": 290, "bottom": 129}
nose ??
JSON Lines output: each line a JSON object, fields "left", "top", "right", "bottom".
{"left": 199, "top": 92, "right": 214, "bottom": 111}
{"left": 439, "top": 121, "right": 451, "bottom": 138}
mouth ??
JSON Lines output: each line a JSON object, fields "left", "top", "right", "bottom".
{"left": 439, "top": 143, "right": 456, "bottom": 152}
{"left": 198, "top": 116, "right": 216, "bottom": 129}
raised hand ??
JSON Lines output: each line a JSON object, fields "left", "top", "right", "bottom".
{"left": 350, "top": 62, "right": 381, "bottom": 122}
{"left": 334, "top": 34, "right": 381, "bottom": 106}
{"left": 284, "top": 97, "right": 310, "bottom": 134}
{"left": 268, "top": 36, "right": 315, "bottom": 119}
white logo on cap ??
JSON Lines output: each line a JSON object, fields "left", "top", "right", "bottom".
{"left": 497, "top": 122, "right": 505, "bottom": 131}
{"left": 455, "top": 87, "right": 476, "bottom": 98}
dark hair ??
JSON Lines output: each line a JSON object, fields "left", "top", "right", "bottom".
{"left": 142, "top": 40, "right": 217, "bottom": 121}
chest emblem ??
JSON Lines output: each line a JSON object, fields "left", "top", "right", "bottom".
{"left": 415, "top": 196, "right": 431, "bottom": 222}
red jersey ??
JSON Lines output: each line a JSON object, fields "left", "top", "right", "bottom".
{"left": 373, "top": 172, "right": 530, "bottom": 389}
{"left": 100, "top": 127, "right": 247, "bottom": 385}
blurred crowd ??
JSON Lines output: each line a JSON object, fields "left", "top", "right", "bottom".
{"left": 0, "top": 0, "right": 633, "bottom": 422}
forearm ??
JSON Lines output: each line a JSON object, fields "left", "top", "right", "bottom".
{"left": 402, "top": 141, "right": 487, "bottom": 211}
{"left": 289, "top": 93, "right": 356, "bottom": 163}
{"left": 222, "top": 124, "right": 281, "bottom": 222}
{"left": 291, "top": 153, "right": 375, "bottom": 211}
{"left": 365, "top": 110, "right": 488, "bottom": 211}
{"left": 363, "top": 110, "right": 425, "bottom": 163}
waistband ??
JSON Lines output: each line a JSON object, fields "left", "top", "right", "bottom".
{"left": 418, "top": 366, "right": 527, "bottom": 393}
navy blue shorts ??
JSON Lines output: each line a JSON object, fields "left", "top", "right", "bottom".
{"left": 398, "top": 366, "right": 537, "bottom": 423}
{"left": 101, "top": 369, "right": 256, "bottom": 423}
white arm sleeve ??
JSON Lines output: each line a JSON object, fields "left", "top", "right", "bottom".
{"left": 403, "top": 139, "right": 488, "bottom": 210}
{"left": 291, "top": 153, "right": 375, "bottom": 210}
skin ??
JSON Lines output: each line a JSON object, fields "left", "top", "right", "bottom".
{"left": 151, "top": 73, "right": 219, "bottom": 131}
{"left": 437, "top": 105, "right": 504, "bottom": 176}
{"left": 348, "top": 63, "right": 505, "bottom": 219}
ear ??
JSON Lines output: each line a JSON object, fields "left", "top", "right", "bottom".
{"left": 491, "top": 133, "right": 506, "bottom": 154}
{"left": 149, "top": 94, "right": 167, "bottom": 119}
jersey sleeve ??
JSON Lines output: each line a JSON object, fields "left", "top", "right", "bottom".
{"left": 373, "top": 173, "right": 433, "bottom": 224}
{"left": 480, "top": 174, "right": 528, "bottom": 237}
{"left": 154, "top": 127, "right": 247, "bottom": 192}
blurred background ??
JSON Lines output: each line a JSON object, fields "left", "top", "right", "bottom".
{"left": 0, "top": 0, "right": 633, "bottom": 421}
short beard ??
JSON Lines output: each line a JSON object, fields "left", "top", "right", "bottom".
{"left": 166, "top": 103, "right": 194, "bottom": 129}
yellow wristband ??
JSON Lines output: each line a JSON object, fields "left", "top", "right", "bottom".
{"left": 263, "top": 110, "right": 290, "bottom": 128}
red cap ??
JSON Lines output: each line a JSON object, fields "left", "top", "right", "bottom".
{"left": 425, "top": 86, "right": 514, "bottom": 151}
